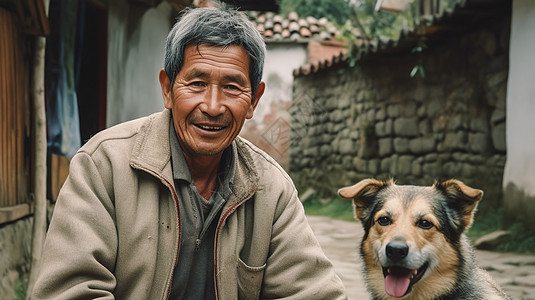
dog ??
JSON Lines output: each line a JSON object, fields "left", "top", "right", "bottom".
{"left": 338, "top": 178, "right": 511, "bottom": 300}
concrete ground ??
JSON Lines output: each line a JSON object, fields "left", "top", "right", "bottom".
{"left": 307, "top": 215, "right": 535, "bottom": 300}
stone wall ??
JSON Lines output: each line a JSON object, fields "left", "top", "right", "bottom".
{"left": 290, "top": 20, "right": 509, "bottom": 212}
{"left": 0, "top": 217, "right": 32, "bottom": 299}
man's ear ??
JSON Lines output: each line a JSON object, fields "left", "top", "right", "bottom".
{"left": 159, "top": 69, "right": 173, "bottom": 109}
{"left": 338, "top": 178, "right": 387, "bottom": 222}
{"left": 246, "top": 81, "right": 265, "bottom": 119}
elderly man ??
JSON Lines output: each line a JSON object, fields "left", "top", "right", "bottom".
{"left": 32, "top": 6, "right": 347, "bottom": 299}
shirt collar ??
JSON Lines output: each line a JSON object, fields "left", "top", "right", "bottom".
{"left": 169, "top": 116, "right": 236, "bottom": 195}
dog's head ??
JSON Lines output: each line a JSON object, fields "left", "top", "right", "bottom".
{"left": 338, "top": 179, "right": 483, "bottom": 299}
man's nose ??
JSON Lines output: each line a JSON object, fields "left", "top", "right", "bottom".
{"left": 200, "top": 85, "right": 226, "bottom": 116}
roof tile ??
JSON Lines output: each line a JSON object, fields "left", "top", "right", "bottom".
{"left": 245, "top": 11, "right": 339, "bottom": 43}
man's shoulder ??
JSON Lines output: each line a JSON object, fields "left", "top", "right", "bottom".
{"left": 78, "top": 111, "right": 167, "bottom": 157}
{"left": 235, "top": 136, "right": 293, "bottom": 186}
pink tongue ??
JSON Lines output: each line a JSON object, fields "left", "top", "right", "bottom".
{"left": 385, "top": 268, "right": 412, "bottom": 298}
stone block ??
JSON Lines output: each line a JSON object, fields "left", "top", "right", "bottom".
{"left": 491, "top": 122, "right": 506, "bottom": 152}
{"left": 387, "top": 104, "right": 400, "bottom": 118}
{"left": 384, "top": 119, "right": 393, "bottom": 136}
{"left": 380, "top": 157, "right": 391, "bottom": 173}
{"left": 468, "top": 133, "right": 491, "bottom": 154}
{"left": 366, "top": 109, "right": 376, "bottom": 122}
{"left": 474, "top": 230, "right": 512, "bottom": 250}
{"left": 447, "top": 115, "right": 463, "bottom": 130}
{"left": 470, "top": 118, "right": 489, "bottom": 133}
{"left": 378, "top": 138, "right": 393, "bottom": 157}
{"left": 409, "top": 137, "right": 436, "bottom": 154}
{"left": 417, "top": 105, "right": 426, "bottom": 118}
{"left": 413, "top": 85, "right": 427, "bottom": 102}
{"left": 427, "top": 99, "right": 443, "bottom": 116}
{"left": 389, "top": 155, "right": 399, "bottom": 174}
{"left": 393, "top": 137, "right": 410, "bottom": 153}
{"left": 400, "top": 102, "right": 417, "bottom": 117}
{"left": 375, "top": 121, "right": 386, "bottom": 137}
{"left": 352, "top": 157, "right": 368, "bottom": 172}
{"left": 398, "top": 155, "right": 414, "bottom": 175}
{"left": 443, "top": 132, "right": 467, "bottom": 151}
{"left": 411, "top": 160, "right": 422, "bottom": 176}
{"left": 491, "top": 108, "right": 506, "bottom": 124}
{"left": 376, "top": 107, "right": 386, "bottom": 120}
{"left": 394, "top": 117, "right": 419, "bottom": 137}
{"left": 368, "top": 159, "right": 380, "bottom": 174}
{"left": 418, "top": 120, "right": 431, "bottom": 135}
{"left": 462, "top": 164, "right": 476, "bottom": 177}
{"left": 339, "top": 139, "right": 356, "bottom": 155}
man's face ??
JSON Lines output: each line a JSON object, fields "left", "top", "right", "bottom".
{"left": 160, "top": 44, "right": 264, "bottom": 157}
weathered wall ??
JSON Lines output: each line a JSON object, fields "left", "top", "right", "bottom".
{"left": 106, "top": 0, "right": 174, "bottom": 127}
{"left": 503, "top": 0, "right": 535, "bottom": 227}
{"left": 241, "top": 43, "right": 307, "bottom": 170}
{"left": 0, "top": 217, "right": 32, "bottom": 299}
{"left": 290, "top": 20, "right": 509, "bottom": 213}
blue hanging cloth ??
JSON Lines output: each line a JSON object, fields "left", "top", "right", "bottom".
{"left": 45, "top": 0, "right": 81, "bottom": 159}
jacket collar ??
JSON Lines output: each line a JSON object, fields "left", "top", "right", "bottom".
{"left": 130, "top": 109, "right": 259, "bottom": 208}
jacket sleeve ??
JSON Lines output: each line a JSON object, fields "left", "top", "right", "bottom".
{"left": 261, "top": 188, "right": 348, "bottom": 299}
{"left": 31, "top": 152, "right": 117, "bottom": 299}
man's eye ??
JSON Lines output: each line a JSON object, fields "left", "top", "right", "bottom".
{"left": 224, "top": 85, "right": 240, "bottom": 91}
{"left": 190, "top": 81, "right": 205, "bottom": 87}
{"left": 223, "top": 85, "right": 243, "bottom": 95}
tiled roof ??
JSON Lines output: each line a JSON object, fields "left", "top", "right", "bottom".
{"left": 245, "top": 11, "right": 339, "bottom": 43}
{"left": 293, "top": 52, "right": 346, "bottom": 77}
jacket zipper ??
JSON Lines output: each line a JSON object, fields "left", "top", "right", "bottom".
{"left": 162, "top": 175, "right": 181, "bottom": 300}
{"left": 133, "top": 164, "right": 181, "bottom": 300}
{"left": 212, "top": 187, "right": 257, "bottom": 300}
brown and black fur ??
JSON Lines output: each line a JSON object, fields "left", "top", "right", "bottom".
{"left": 338, "top": 179, "right": 511, "bottom": 300}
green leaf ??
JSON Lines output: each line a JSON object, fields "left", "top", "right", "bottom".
{"left": 410, "top": 65, "right": 419, "bottom": 77}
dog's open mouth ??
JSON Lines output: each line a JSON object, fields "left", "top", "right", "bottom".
{"left": 382, "top": 262, "right": 429, "bottom": 298}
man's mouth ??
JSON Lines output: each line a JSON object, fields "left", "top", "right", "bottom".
{"left": 195, "top": 124, "right": 226, "bottom": 131}
{"left": 382, "top": 262, "right": 428, "bottom": 298}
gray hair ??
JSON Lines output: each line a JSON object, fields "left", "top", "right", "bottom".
{"left": 164, "top": 7, "right": 266, "bottom": 97}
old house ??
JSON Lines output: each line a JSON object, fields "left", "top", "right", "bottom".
{"left": 290, "top": 0, "right": 535, "bottom": 228}
{"left": 240, "top": 10, "right": 344, "bottom": 169}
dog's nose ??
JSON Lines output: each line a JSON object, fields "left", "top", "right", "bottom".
{"left": 386, "top": 240, "right": 409, "bottom": 261}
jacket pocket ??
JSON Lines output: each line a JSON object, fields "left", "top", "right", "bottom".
{"left": 237, "top": 257, "right": 266, "bottom": 299}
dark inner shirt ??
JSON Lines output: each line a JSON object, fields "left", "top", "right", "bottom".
{"left": 168, "top": 117, "right": 236, "bottom": 300}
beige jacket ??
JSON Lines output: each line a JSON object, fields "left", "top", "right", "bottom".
{"left": 32, "top": 109, "right": 347, "bottom": 299}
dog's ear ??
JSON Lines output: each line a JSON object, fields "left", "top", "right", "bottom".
{"left": 437, "top": 179, "right": 483, "bottom": 230}
{"left": 338, "top": 179, "right": 387, "bottom": 222}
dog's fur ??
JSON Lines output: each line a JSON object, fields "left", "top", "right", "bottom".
{"left": 338, "top": 178, "right": 511, "bottom": 300}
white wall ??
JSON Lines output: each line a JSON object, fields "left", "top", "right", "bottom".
{"left": 503, "top": 0, "right": 535, "bottom": 224}
{"left": 253, "top": 43, "right": 307, "bottom": 123}
{"left": 504, "top": 0, "right": 535, "bottom": 194}
{"left": 106, "top": 0, "right": 173, "bottom": 127}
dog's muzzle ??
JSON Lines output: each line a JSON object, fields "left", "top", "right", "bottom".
{"left": 382, "top": 239, "right": 429, "bottom": 298}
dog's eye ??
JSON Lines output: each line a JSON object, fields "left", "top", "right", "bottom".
{"left": 417, "top": 219, "right": 433, "bottom": 230}
{"left": 377, "top": 216, "right": 392, "bottom": 226}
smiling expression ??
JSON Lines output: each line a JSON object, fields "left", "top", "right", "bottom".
{"left": 160, "top": 44, "right": 264, "bottom": 157}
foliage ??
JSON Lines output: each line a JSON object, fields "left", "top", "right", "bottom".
{"left": 278, "top": 0, "right": 353, "bottom": 25}
{"left": 302, "top": 195, "right": 356, "bottom": 222}
{"left": 15, "top": 278, "right": 27, "bottom": 300}
{"left": 468, "top": 208, "right": 535, "bottom": 254}
{"left": 337, "top": 0, "right": 466, "bottom": 76}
